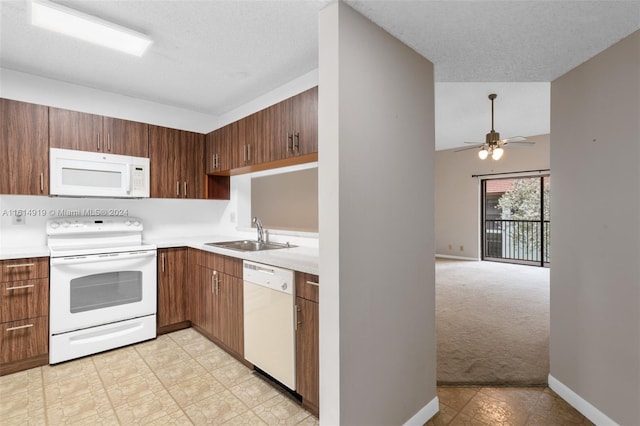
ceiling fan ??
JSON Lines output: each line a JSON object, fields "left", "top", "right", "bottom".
{"left": 456, "top": 93, "right": 534, "bottom": 160}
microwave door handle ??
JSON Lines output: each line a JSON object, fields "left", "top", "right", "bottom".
{"left": 124, "top": 165, "right": 132, "bottom": 194}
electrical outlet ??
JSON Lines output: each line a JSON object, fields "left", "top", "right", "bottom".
{"left": 459, "top": 245, "right": 464, "bottom": 252}
{"left": 13, "top": 214, "right": 25, "bottom": 225}
{"left": 448, "top": 244, "right": 452, "bottom": 250}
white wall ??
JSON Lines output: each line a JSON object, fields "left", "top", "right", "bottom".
{"left": 319, "top": 3, "right": 436, "bottom": 424}
{"left": 0, "top": 195, "right": 228, "bottom": 251}
{"left": 550, "top": 30, "right": 639, "bottom": 425}
{"left": 435, "top": 134, "right": 550, "bottom": 259}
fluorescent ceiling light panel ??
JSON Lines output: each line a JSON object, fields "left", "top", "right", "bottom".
{"left": 31, "top": 0, "right": 152, "bottom": 56}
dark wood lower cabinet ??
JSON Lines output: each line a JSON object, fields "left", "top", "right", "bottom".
{"left": 295, "top": 273, "right": 319, "bottom": 417}
{"left": 0, "top": 257, "right": 49, "bottom": 376}
{"left": 157, "top": 248, "right": 190, "bottom": 334}
{"left": 189, "top": 251, "right": 244, "bottom": 359}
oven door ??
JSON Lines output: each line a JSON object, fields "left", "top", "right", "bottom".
{"left": 49, "top": 250, "right": 157, "bottom": 334}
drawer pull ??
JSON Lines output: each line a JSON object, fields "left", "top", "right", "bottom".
{"left": 305, "top": 280, "right": 319, "bottom": 286}
{"left": 6, "top": 324, "right": 34, "bottom": 332}
{"left": 5, "top": 263, "right": 35, "bottom": 269}
{"left": 6, "top": 284, "right": 35, "bottom": 291}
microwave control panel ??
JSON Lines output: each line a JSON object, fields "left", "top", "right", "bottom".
{"left": 131, "top": 165, "right": 148, "bottom": 194}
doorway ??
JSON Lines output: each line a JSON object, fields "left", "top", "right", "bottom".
{"left": 481, "top": 176, "right": 550, "bottom": 267}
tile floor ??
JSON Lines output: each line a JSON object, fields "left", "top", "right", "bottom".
{"left": 0, "top": 328, "right": 592, "bottom": 426}
{"left": 426, "top": 386, "right": 593, "bottom": 426}
{"left": 0, "top": 328, "right": 318, "bottom": 425}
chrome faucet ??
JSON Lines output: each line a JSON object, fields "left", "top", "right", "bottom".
{"left": 253, "top": 217, "right": 265, "bottom": 243}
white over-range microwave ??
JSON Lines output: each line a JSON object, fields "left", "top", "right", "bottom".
{"left": 50, "top": 148, "right": 150, "bottom": 198}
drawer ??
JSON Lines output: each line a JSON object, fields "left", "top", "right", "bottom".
{"left": 199, "top": 251, "right": 225, "bottom": 271}
{"left": 0, "top": 278, "right": 49, "bottom": 323}
{"left": 224, "top": 256, "right": 242, "bottom": 277}
{"left": 0, "top": 258, "right": 49, "bottom": 282}
{"left": 295, "top": 272, "right": 319, "bottom": 303}
{"left": 0, "top": 316, "right": 48, "bottom": 364}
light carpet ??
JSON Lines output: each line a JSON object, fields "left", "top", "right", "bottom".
{"left": 436, "top": 259, "right": 549, "bottom": 385}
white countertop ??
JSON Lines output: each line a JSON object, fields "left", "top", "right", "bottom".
{"left": 0, "top": 236, "right": 319, "bottom": 275}
{"left": 144, "top": 235, "right": 319, "bottom": 276}
{"left": 0, "top": 246, "right": 50, "bottom": 260}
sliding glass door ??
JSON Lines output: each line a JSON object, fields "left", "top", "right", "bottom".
{"left": 482, "top": 176, "right": 550, "bottom": 266}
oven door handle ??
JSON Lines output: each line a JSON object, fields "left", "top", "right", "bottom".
{"left": 50, "top": 250, "right": 156, "bottom": 265}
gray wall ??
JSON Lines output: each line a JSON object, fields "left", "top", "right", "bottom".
{"left": 251, "top": 167, "right": 318, "bottom": 232}
{"left": 319, "top": 2, "right": 436, "bottom": 424}
{"left": 435, "top": 134, "right": 550, "bottom": 259}
{"left": 550, "top": 30, "right": 640, "bottom": 425}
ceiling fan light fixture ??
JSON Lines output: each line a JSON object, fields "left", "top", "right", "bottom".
{"left": 492, "top": 147, "right": 504, "bottom": 160}
{"left": 31, "top": 0, "right": 152, "bottom": 56}
{"left": 478, "top": 148, "right": 489, "bottom": 160}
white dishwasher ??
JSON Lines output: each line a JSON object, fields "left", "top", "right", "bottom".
{"left": 243, "top": 260, "right": 296, "bottom": 390}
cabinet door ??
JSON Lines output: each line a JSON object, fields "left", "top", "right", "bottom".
{"left": 157, "top": 248, "right": 187, "bottom": 328}
{"left": 103, "top": 117, "right": 149, "bottom": 157}
{"left": 206, "top": 128, "right": 231, "bottom": 173}
{"left": 0, "top": 99, "right": 49, "bottom": 195}
{"left": 236, "top": 111, "right": 262, "bottom": 167}
{"left": 49, "top": 108, "right": 103, "bottom": 152}
{"left": 192, "top": 265, "right": 215, "bottom": 336}
{"left": 182, "top": 131, "right": 204, "bottom": 199}
{"left": 149, "top": 125, "right": 182, "bottom": 198}
{"left": 290, "top": 87, "right": 318, "bottom": 156}
{"left": 216, "top": 274, "right": 243, "bottom": 356}
{"left": 296, "top": 296, "right": 319, "bottom": 414}
{"left": 266, "top": 100, "right": 290, "bottom": 162}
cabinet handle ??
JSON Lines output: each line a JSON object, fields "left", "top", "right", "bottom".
{"left": 294, "top": 132, "right": 300, "bottom": 151}
{"left": 211, "top": 271, "right": 215, "bottom": 294}
{"left": 6, "top": 324, "right": 33, "bottom": 332}
{"left": 305, "top": 280, "right": 319, "bottom": 286}
{"left": 40, "top": 172, "right": 44, "bottom": 192}
{"left": 97, "top": 133, "right": 101, "bottom": 151}
{"left": 243, "top": 144, "right": 247, "bottom": 163}
{"left": 176, "top": 181, "right": 180, "bottom": 197}
{"left": 6, "top": 284, "right": 35, "bottom": 291}
{"left": 287, "top": 133, "right": 293, "bottom": 151}
{"left": 295, "top": 305, "right": 302, "bottom": 330}
{"left": 183, "top": 181, "right": 187, "bottom": 197}
{"left": 107, "top": 132, "right": 111, "bottom": 152}
{"left": 213, "top": 154, "right": 217, "bottom": 170}
{"left": 216, "top": 154, "right": 220, "bottom": 169}
{"left": 161, "top": 253, "right": 165, "bottom": 272}
{"left": 247, "top": 144, "right": 251, "bottom": 162}
{"left": 5, "top": 263, "right": 35, "bottom": 269}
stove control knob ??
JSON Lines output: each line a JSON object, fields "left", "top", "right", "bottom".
{"left": 50, "top": 221, "right": 60, "bottom": 229}
{"left": 125, "top": 220, "right": 131, "bottom": 226}
{"left": 133, "top": 220, "right": 140, "bottom": 227}
{"left": 281, "top": 282, "right": 288, "bottom": 291}
{"left": 62, "top": 221, "right": 70, "bottom": 227}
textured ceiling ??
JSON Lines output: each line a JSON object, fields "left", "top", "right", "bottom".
{"left": 1, "top": 1, "right": 639, "bottom": 150}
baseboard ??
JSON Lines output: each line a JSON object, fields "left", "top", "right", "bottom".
{"left": 403, "top": 396, "right": 439, "bottom": 426}
{"left": 548, "top": 374, "right": 619, "bottom": 426}
{"left": 435, "top": 254, "right": 478, "bottom": 261}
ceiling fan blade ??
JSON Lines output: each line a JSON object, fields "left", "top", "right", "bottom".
{"left": 455, "top": 144, "right": 483, "bottom": 152}
{"left": 503, "top": 140, "right": 535, "bottom": 146}
{"left": 501, "top": 136, "right": 528, "bottom": 143}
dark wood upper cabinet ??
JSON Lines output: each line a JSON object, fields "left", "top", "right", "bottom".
{"left": 102, "top": 117, "right": 149, "bottom": 157}
{"left": 290, "top": 86, "right": 318, "bottom": 157}
{"left": 149, "top": 126, "right": 205, "bottom": 199}
{"left": 206, "top": 126, "right": 232, "bottom": 173}
{"left": 49, "top": 107, "right": 148, "bottom": 157}
{"left": 0, "top": 99, "right": 49, "bottom": 195}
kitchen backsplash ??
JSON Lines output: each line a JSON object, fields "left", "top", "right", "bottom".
{"left": 0, "top": 194, "right": 229, "bottom": 249}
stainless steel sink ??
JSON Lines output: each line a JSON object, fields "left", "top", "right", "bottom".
{"left": 205, "top": 240, "right": 296, "bottom": 252}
